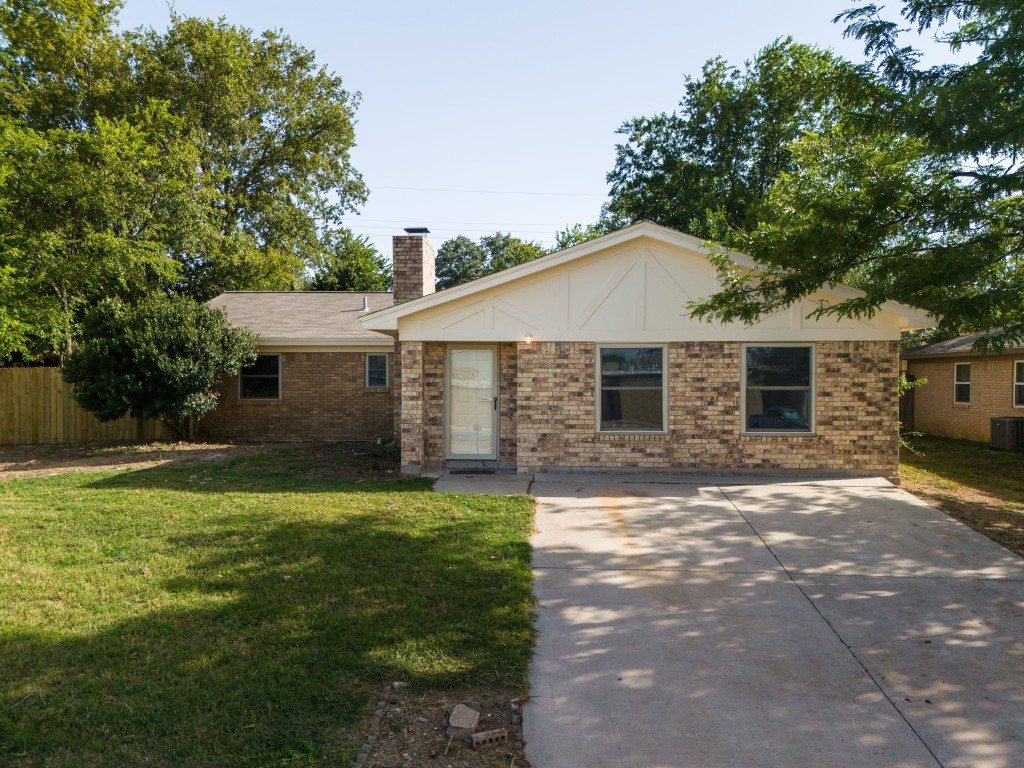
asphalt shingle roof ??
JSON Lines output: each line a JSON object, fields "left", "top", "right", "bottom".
{"left": 901, "top": 328, "right": 1023, "bottom": 358}
{"left": 209, "top": 291, "right": 395, "bottom": 343}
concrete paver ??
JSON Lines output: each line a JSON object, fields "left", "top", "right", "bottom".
{"left": 523, "top": 475, "right": 1024, "bottom": 768}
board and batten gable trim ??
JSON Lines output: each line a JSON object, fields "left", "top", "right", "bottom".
{"left": 383, "top": 240, "right": 917, "bottom": 343}
{"left": 362, "top": 221, "right": 933, "bottom": 335}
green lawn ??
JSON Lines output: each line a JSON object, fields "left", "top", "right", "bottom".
{"left": 0, "top": 449, "right": 534, "bottom": 767}
{"left": 900, "top": 434, "right": 1024, "bottom": 557}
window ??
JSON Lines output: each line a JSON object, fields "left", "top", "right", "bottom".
{"left": 954, "top": 363, "right": 971, "bottom": 404}
{"left": 1015, "top": 361, "right": 1024, "bottom": 407}
{"left": 366, "top": 353, "right": 389, "bottom": 388}
{"left": 743, "top": 345, "right": 813, "bottom": 433}
{"left": 240, "top": 354, "right": 280, "bottom": 399}
{"left": 597, "top": 346, "right": 665, "bottom": 432}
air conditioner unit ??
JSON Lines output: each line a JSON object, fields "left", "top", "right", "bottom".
{"left": 990, "top": 417, "right": 1024, "bottom": 451}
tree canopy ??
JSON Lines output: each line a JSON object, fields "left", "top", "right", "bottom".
{"left": 435, "top": 233, "right": 546, "bottom": 290}
{"left": 0, "top": 0, "right": 365, "bottom": 362}
{"left": 306, "top": 230, "right": 392, "bottom": 292}
{"left": 604, "top": 7, "right": 1024, "bottom": 346}
{"left": 553, "top": 222, "right": 610, "bottom": 251}
{"left": 605, "top": 39, "right": 877, "bottom": 238}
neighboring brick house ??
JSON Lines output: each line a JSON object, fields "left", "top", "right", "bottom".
{"left": 902, "top": 331, "right": 1024, "bottom": 443}
{"left": 361, "top": 221, "right": 932, "bottom": 478}
{"left": 199, "top": 291, "right": 398, "bottom": 442}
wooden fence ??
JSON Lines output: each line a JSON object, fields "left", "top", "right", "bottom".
{"left": 0, "top": 367, "right": 172, "bottom": 446}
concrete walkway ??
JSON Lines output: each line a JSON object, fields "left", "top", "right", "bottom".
{"left": 523, "top": 474, "right": 1024, "bottom": 768}
{"left": 433, "top": 469, "right": 534, "bottom": 495}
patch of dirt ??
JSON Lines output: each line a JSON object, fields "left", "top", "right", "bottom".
{"left": 0, "top": 440, "right": 399, "bottom": 480}
{"left": 368, "top": 689, "right": 528, "bottom": 768}
{"left": 900, "top": 477, "right": 1024, "bottom": 558}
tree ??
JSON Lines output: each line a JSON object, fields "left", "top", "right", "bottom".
{"left": 687, "top": 3, "right": 1024, "bottom": 345}
{"left": 0, "top": 106, "right": 199, "bottom": 361}
{"left": 306, "top": 230, "right": 391, "bottom": 291}
{"left": 435, "top": 233, "right": 546, "bottom": 290}
{"left": 0, "top": 0, "right": 366, "bottom": 362}
{"left": 435, "top": 236, "right": 486, "bottom": 290}
{"left": 605, "top": 39, "right": 877, "bottom": 238}
{"left": 63, "top": 294, "right": 257, "bottom": 437}
{"left": 480, "top": 232, "right": 546, "bottom": 273}
{"left": 554, "top": 222, "right": 610, "bottom": 250}
{"left": 604, "top": 9, "right": 1024, "bottom": 347}
{"left": 130, "top": 15, "right": 366, "bottom": 299}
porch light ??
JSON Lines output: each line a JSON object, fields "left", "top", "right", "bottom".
{"left": 524, "top": 334, "right": 533, "bottom": 344}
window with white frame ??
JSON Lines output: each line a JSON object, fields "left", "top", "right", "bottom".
{"left": 1014, "top": 361, "right": 1024, "bottom": 407}
{"left": 954, "top": 362, "right": 971, "bottom": 404}
{"left": 366, "top": 353, "right": 388, "bottom": 388}
{"left": 240, "top": 354, "right": 280, "bottom": 399}
{"left": 743, "top": 345, "right": 813, "bottom": 432}
{"left": 597, "top": 346, "right": 665, "bottom": 432}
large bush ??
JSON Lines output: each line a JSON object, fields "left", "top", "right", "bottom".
{"left": 63, "top": 295, "right": 257, "bottom": 437}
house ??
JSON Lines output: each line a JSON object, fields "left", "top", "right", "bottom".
{"left": 200, "top": 222, "right": 930, "bottom": 475}
{"left": 901, "top": 330, "right": 1024, "bottom": 442}
{"left": 198, "top": 291, "right": 399, "bottom": 442}
{"left": 357, "top": 222, "right": 931, "bottom": 477}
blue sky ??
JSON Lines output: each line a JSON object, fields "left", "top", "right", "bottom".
{"left": 118, "top": 1, "right": 953, "bottom": 258}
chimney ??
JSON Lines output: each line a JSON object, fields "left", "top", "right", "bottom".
{"left": 392, "top": 227, "right": 436, "bottom": 304}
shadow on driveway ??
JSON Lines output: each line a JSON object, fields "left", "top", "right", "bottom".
{"left": 524, "top": 475, "right": 1024, "bottom": 768}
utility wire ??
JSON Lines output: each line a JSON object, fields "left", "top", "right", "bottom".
{"left": 370, "top": 185, "right": 602, "bottom": 196}
{"left": 346, "top": 225, "right": 558, "bottom": 235}
{"left": 345, "top": 217, "right": 571, "bottom": 227}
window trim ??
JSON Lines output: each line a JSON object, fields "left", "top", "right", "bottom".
{"left": 365, "top": 352, "right": 389, "bottom": 389}
{"left": 741, "top": 343, "right": 816, "bottom": 436}
{"left": 239, "top": 354, "right": 281, "bottom": 400}
{"left": 1014, "top": 360, "right": 1024, "bottom": 408}
{"left": 954, "top": 362, "right": 971, "bottom": 405}
{"left": 595, "top": 343, "right": 668, "bottom": 434}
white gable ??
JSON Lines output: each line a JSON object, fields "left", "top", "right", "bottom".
{"left": 365, "top": 223, "right": 931, "bottom": 342}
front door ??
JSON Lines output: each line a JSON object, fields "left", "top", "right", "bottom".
{"left": 446, "top": 346, "right": 498, "bottom": 460}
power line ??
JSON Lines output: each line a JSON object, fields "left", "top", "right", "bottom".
{"left": 370, "top": 184, "right": 606, "bottom": 197}
{"left": 346, "top": 225, "right": 558, "bottom": 235}
{"left": 345, "top": 217, "right": 572, "bottom": 227}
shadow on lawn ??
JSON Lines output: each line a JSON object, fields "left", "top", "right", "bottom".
{"left": 85, "top": 456, "right": 428, "bottom": 495}
{"left": 0, "top": 509, "right": 532, "bottom": 766}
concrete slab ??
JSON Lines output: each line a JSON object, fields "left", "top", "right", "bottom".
{"left": 524, "top": 475, "right": 1024, "bottom": 768}
{"left": 531, "top": 482, "right": 779, "bottom": 573}
{"left": 432, "top": 470, "right": 533, "bottom": 495}
{"left": 806, "top": 575, "right": 1024, "bottom": 768}
{"left": 721, "top": 483, "right": 1024, "bottom": 579}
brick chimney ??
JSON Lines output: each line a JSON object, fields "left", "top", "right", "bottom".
{"left": 392, "top": 228, "right": 436, "bottom": 304}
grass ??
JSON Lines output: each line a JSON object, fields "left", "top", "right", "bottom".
{"left": 0, "top": 448, "right": 535, "bottom": 767}
{"left": 900, "top": 434, "right": 1024, "bottom": 557}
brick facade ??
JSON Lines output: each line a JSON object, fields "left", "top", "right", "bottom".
{"left": 422, "top": 343, "right": 446, "bottom": 467}
{"left": 392, "top": 235, "right": 436, "bottom": 304}
{"left": 399, "top": 342, "right": 425, "bottom": 470}
{"left": 906, "top": 354, "right": 1023, "bottom": 442}
{"left": 200, "top": 351, "right": 395, "bottom": 442}
{"left": 396, "top": 340, "right": 900, "bottom": 476}
{"left": 498, "top": 343, "right": 518, "bottom": 466}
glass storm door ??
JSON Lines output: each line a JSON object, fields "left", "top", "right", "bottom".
{"left": 447, "top": 346, "right": 498, "bottom": 459}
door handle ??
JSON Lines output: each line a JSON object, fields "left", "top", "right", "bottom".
{"left": 479, "top": 396, "right": 498, "bottom": 411}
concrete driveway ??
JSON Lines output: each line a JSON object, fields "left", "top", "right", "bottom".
{"left": 523, "top": 474, "right": 1024, "bottom": 768}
